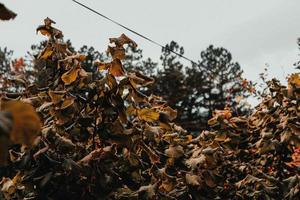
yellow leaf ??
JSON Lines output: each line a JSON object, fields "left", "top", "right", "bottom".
{"left": 126, "top": 105, "right": 137, "bottom": 116}
{"left": 288, "top": 73, "right": 300, "bottom": 87}
{"left": 137, "top": 108, "right": 160, "bottom": 122}
{"left": 95, "top": 60, "right": 109, "bottom": 71}
{"left": 61, "top": 66, "right": 80, "bottom": 85}
{"left": 40, "top": 48, "right": 53, "bottom": 59}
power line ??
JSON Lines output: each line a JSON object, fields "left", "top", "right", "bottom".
{"left": 71, "top": 0, "right": 199, "bottom": 66}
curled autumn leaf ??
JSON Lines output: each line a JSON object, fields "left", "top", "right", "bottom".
{"left": 208, "top": 107, "right": 232, "bottom": 125}
{"left": 110, "top": 59, "right": 125, "bottom": 77}
{"left": 107, "top": 46, "right": 125, "bottom": 60}
{"left": 185, "top": 173, "right": 201, "bottom": 186}
{"left": 128, "top": 71, "right": 154, "bottom": 88}
{"left": 60, "top": 97, "right": 75, "bottom": 110}
{"left": 36, "top": 17, "right": 63, "bottom": 39}
{"left": 96, "top": 59, "right": 126, "bottom": 77}
{"left": 48, "top": 90, "right": 65, "bottom": 104}
{"left": 109, "top": 33, "right": 137, "bottom": 48}
{"left": 165, "top": 145, "right": 184, "bottom": 159}
{"left": 38, "top": 47, "right": 53, "bottom": 60}
{"left": 61, "top": 65, "right": 81, "bottom": 85}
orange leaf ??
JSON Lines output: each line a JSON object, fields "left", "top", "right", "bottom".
{"left": 288, "top": 73, "right": 300, "bottom": 87}
{"left": 109, "top": 59, "right": 125, "bottom": 77}
{"left": 95, "top": 60, "right": 110, "bottom": 71}
{"left": 1, "top": 101, "right": 41, "bottom": 146}
{"left": 39, "top": 48, "right": 53, "bottom": 59}
{"left": 61, "top": 66, "right": 80, "bottom": 85}
{"left": 107, "top": 46, "right": 125, "bottom": 60}
{"left": 286, "top": 147, "right": 300, "bottom": 168}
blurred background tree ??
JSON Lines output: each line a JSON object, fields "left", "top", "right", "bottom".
{"left": 126, "top": 42, "right": 251, "bottom": 131}
{"left": 0, "top": 47, "right": 13, "bottom": 91}
{"left": 196, "top": 45, "right": 250, "bottom": 119}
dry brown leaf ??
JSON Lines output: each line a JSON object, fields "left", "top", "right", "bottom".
{"left": 110, "top": 59, "right": 125, "bottom": 77}
{"left": 109, "top": 33, "right": 137, "bottom": 48}
{"left": 39, "top": 48, "right": 53, "bottom": 59}
{"left": 48, "top": 90, "right": 65, "bottom": 104}
{"left": 61, "top": 97, "right": 75, "bottom": 110}
{"left": 36, "top": 25, "right": 52, "bottom": 37}
{"left": 107, "top": 46, "right": 125, "bottom": 60}
{"left": 185, "top": 173, "right": 201, "bottom": 186}
{"left": 165, "top": 145, "right": 184, "bottom": 158}
{"left": 0, "top": 177, "right": 15, "bottom": 196}
{"left": 141, "top": 142, "right": 160, "bottom": 164}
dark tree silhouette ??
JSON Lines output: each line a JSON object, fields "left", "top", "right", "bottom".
{"left": 148, "top": 41, "right": 191, "bottom": 127}
{"left": 124, "top": 45, "right": 157, "bottom": 76}
{"left": 198, "top": 45, "right": 249, "bottom": 119}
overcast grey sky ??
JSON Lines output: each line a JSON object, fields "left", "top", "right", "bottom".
{"left": 1, "top": 0, "right": 300, "bottom": 84}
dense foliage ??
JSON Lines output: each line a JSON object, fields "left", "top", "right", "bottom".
{"left": 0, "top": 18, "right": 299, "bottom": 200}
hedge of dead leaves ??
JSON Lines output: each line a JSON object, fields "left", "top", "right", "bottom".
{"left": 0, "top": 18, "right": 299, "bottom": 200}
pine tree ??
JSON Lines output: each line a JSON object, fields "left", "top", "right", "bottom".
{"left": 197, "top": 45, "right": 250, "bottom": 119}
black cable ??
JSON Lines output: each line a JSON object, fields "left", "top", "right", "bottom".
{"left": 72, "top": 0, "right": 199, "bottom": 66}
